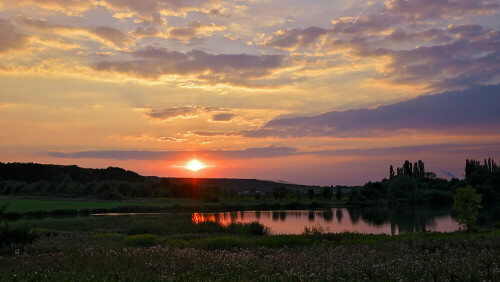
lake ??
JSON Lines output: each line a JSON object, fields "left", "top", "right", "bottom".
{"left": 190, "top": 207, "right": 459, "bottom": 235}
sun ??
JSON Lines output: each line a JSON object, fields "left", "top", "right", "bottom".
{"left": 185, "top": 159, "right": 205, "bottom": 171}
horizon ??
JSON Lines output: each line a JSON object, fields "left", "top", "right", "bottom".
{"left": 1, "top": 0, "right": 499, "bottom": 185}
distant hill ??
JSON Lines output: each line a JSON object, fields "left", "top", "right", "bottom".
{"left": 150, "top": 177, "right": 322, "bottom": 193}
{"left": 0, "top": 162, "right": 146, "bottom": 184}
{"left": 0, "top": 162, "right": 321, "bottom": 199}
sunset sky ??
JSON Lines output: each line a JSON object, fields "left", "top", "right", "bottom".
{"left": 1, "top": 0, "right": 499, "bottom": 185}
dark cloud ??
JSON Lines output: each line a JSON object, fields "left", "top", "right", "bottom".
{"left": 0, "top": 19, "right": 29, "bottom": 54}
{"left": 211, "top": 113, "right": 235, "bottom": 122}
{"left": 48, "top": 146, "right": 297, "bottom": 160}
{"left": 93, "top": 47, "right": 285, "bottom": 86}
{"left": 245, "top": 85, "right": 500, "bottom": 138}
{"left": 380, "top": 38, "right": 500, "bottom": 89}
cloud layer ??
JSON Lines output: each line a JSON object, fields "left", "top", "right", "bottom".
{"left": 258, "top": 85, "right": 500, "bottom": 137}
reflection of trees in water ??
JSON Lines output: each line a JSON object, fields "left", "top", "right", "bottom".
{"left": 336, "top": 209, "right": 343, "bottom": 223}
{"left": 347, "top": 208, "right": 360, "bottom": 224}
{"left": 255, "top": 211, "right": 261, "bottom": 219}
{"left": 353, "top": 206, "right": 452, "bottom": 234}
{"left": 279, "top": 211, "right": 287, "bottom": 221}
{"left": 323, "top": 209, "right": 333, "bottom": 222}
{"left": 308, "top": 211, "right": 315, "bottom": 222}
{"left": 272, "top": 211, "right": 280, "bottom": 221}
{"left": 240, "top": 211, "right": 245, "bottom": 220}
{"left": 477, "top": 205, "right": 500, "bottom": 228}
{"left": 230, "top": 212, "right": 238, "bottom": 222}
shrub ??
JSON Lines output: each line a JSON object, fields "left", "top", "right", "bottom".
{"left": 124, "top": 234, "right": 164, "bottom": 247}
{"left": 0, "top": 222, "right": 38, "bottom": 247}
{"left": 249, "top": 222, "right": 270, "bottom": 236}
{"left": 454, "top": 185, "right": 482, "bottom": 231}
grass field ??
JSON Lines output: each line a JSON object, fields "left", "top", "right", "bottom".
{"left": 0, "top": 215, "right": 499, "bottom": 281}
{"left": 1, "top": 196, "right": 499, "bottom": 281}
{"left": 0, "top": 196, "right": 347, "bottom": 215}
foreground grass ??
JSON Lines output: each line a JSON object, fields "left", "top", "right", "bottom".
{"left": 1, "top": 231, "right": 499, "bottom": 281}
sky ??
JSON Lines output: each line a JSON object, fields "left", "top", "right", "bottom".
{"left": 0, "top": 0, "right": 499, "bottom": 185}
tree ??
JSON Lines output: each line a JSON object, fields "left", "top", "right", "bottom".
{"left": 335, "top": 186, "right": 342, "bottom": 200}
{"left": 322, "top": 186, "right": 333, "bottom": 200}
{"left": 453, "top": 185, "right": 482, "bottom": 231}
{"left": 389, "top": 165, "right": 395, "bottom": 179}
{"left": 307, "top": 189, "right": 315, "bottom": 200}
{"left": 348, "top": 187, "right": 359, "bottom": 202}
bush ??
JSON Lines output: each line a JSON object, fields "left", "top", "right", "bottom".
{"left": 124, "top": 234, "right": 164, "bottom": 247}
{"left": 0, "top": 222, "right": 38, "bottom": 247}
{"left": 249, "top": 222, "right": 270, "bottom": 236}
{"left": 454, "top": 185, "right": 482, "bottom": 231}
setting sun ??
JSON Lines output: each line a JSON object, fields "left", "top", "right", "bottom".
{"left": 185, "top": 159, "right": 205, "bottom": 171}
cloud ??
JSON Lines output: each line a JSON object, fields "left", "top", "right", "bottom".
{"left": 92, "top": 47, "right": 285, "bottom": 86}
{"left": 262, "top": 27, "right": 329, "bottom": 50}
{"left": 0, "top": 19, "right": 30, "bottom": 54}
{"left": 167, "top": 21, "right": 226, "bottom": 41}
{"left": 157, "top": 136, "right": 187, "bottom": 142}
{"left": 387, "top": 29, "right": 453, "bottom": 43}
{"left": 145, "top": 106, "right": 215, "bottom": 121}
{"left": 47, "top": 146, "right": 297, "bottom": 160}
{"left": 130, "top": 27, "right": 161, "bottom": 38}
{"left": 211, "top": 113, "right": 235, "bottom": 122}
{"left": 241, "top": 85, "right": 500, "bottom": 138}
{"left": 4, "top": 0, "right": 94, "bottom": 15}
{"left": 47, "top": 142, "right": 500, "bottom": 161}
{"left": 378, "top": 37, "right": 500, "bottom": 89}
{"left": 100, "top": 0, "right": 222, "bottom": 23}
{"left": 18, "top": 17, "right": 131, "bottom": 47}
{"left": 385, "top": 0, "right": 499, "bottom": 21}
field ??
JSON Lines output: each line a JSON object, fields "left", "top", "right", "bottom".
{"left": 1, "top": 217, "right": 499, "bottom": 281}
{"left": 1, "top": 196, "right": 499, "bottom": 280}
{"left": 0, "top": 196, "right": 347, "bottom": 216}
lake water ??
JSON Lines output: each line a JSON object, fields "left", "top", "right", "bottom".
{"left": 190, "top": 207, "right": 460, "bottom": 235}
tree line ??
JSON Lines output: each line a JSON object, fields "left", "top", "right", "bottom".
{"left": 347, "top": 158, "right": 499, "bottom": 206}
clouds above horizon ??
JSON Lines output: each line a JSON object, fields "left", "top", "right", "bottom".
{"left": 92, "top": 47, "right": 285, "bottom": 86}
{"left": 190, "top": 85, "right": 500, "bottom": 138}
{"left": 0, "top": 19, "right": 29, "bottom": 54}
{"left": 258, "top": 85, "right": 500, "bottom": 137}
{"left": 47, "top": 142, "right": 500, "bottom": 162}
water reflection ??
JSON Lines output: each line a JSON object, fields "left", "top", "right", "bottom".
{"left": 191, "top": 207, "right": 460, "bottom": 235}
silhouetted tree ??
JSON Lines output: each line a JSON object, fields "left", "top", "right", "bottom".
{"left": 307, "top": 189, "right": 315, "bottom": 200}
{"left": 389, "top": 165, "right": 395, "bottom": 179}
{"left": 335, "top": 186, "right": 342, "bottom": 200}
{"left": 322, "top": 186, "right": 333, "bottom": 200}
